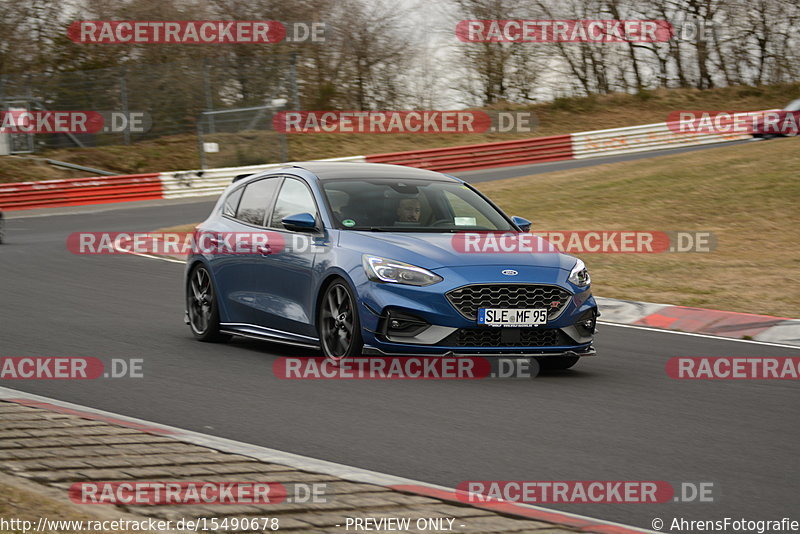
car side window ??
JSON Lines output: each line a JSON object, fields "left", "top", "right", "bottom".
{"left": 235, "top": 178, "right": 281, "bottom": 226}
{"left": 270, "top": 178, "right": 317, "bottom": 228}
{"left": 222, "top": 187, "right": 244, "bottom": 217}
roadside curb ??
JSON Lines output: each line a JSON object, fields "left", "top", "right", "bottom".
{"left": 595, "top": 297, "right": 800, "bottom": 347}
{"left": 0, "top": 388, "right": 655, "bottom": 534}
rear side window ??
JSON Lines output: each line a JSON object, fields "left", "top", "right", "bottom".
{"left": 235, "top": 178, "right": 281, "bottom": 226}
{"left": 222, "top": 187, "right": 244, "bottom": 217}
{"left": 269, "top": 178, "right": 317, "bottom": 228}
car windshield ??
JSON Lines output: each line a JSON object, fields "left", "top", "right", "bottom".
{"left": 322, "top": 179, "right": 514, "bottom": 232}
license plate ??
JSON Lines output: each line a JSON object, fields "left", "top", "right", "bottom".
{"left": 477, "top": 308, "right": 548, "bottom": 327}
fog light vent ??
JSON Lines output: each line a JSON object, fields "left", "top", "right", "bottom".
{"left": 383, "top": 311, "right": 429, "bottom": 338}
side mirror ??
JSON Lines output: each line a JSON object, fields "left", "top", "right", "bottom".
{"left": 511, "top": 216, "right": 531, "bottom": 232}
{"left": 282, "top": 212, "right": 317, "bottom": 232}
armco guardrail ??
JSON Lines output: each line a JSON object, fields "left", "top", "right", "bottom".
{"left": 0, "top": 173, "right": 162, "bottom": 210}
{"left": 366, "top": 135, "right": 573, "bottom": 172}
{"left": 366, "top": 112, "right": 765, "bottom": 172}
{"left": 0, "top": 156, "right": 365, "bottom": 211}
{"left": 0, "top": 112, "right": 767, "bottom": 211}
{"left": 570, "top": 118, "right": 756, "bottom": 159}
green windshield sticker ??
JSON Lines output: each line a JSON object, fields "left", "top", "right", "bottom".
{"left": 342, "top": 219, "right": 356, "bottom": 227}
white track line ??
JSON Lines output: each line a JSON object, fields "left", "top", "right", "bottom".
{"left": 598, "top": 321, "right": 800, "bottom": 350}
{"left": 124, "top": 250, "right": 185, "bottom": 264}
{"left": 111, "top": 236, "right": 186, "bottom": 264}
{"left": 6, "top": 197, "right": 216, "bottom": 219}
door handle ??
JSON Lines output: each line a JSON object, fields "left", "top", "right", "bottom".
{"left": 256, "top": 244, "right": 272, "bottom": 256}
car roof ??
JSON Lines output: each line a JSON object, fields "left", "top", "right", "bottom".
{"left": 284, "top": 161, "right": 459, "bottom": 182}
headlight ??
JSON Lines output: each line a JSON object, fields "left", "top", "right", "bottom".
{"left": 568, "top": 259, "right": 591, "bottom": 287}
{"left": 363, "top": 255, "right": 442, "bottom": 286}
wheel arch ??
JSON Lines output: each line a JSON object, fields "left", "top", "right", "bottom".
{"left": 313, "top": 268, "right": 359, "bottom": 331}
{"left": 185, "top": 258, "right": 229, "bottom": 323}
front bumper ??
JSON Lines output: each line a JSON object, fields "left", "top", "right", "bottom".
{"left": 356, "top": 270, "right": 598, "bottom": 356}
{"left": 362, "top": 345, "right": 597, "bottom": 358}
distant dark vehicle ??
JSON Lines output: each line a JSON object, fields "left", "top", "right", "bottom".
{"left": 752, "top": 99, "right": 800, "bottom": 139}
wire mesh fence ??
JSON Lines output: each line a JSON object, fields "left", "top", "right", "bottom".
{"left": 197, "top": 103, "right": 289, "bottom": 169}
{"left": 0, "top": 55, "right": 296, "bottom": 162}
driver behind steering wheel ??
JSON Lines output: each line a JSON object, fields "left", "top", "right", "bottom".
{"left": 395, "top": 197, "right": 422, "bottom": 223}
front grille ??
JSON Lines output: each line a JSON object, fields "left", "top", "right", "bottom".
{"left": 440, "top": 328, "right": 567, "bottom": 347}
{"left": 446, "top": 284, "right": 572, "bottom": 320}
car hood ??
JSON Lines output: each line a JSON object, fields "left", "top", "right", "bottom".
{"left": 338, "top": 231, "right": 576, "bottom": 270}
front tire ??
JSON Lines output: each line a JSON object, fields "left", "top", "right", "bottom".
{"left": 318, "top": 279, "right": 363, "bottom": 362}
{"left": 186, "top": 264, "right": 231, "bottom": 342}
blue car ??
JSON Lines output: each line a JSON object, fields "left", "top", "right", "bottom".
{"left": 184, "top": 162, "right": 597, "bottom": 370}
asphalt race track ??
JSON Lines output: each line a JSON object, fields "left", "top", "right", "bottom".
{"left": 1, "top": 154, "right": 798, "bottom": 531}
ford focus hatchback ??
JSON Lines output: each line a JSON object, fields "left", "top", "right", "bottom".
{"left": 184, "top": 162, "right": 598, "bottom": 369}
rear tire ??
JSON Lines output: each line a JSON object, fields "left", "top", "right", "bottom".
{"left": 186, "top": 264, "right": 231, "bottom": 343}
{"left": 318, "top": 279, "right": 363, "bottom": 362}
{"left": 536, "top": 355, "right": 580, "bottom": 370}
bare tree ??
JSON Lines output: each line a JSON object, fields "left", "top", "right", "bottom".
{"left": 448, "top": 0, "right": 548, "bottom": 105}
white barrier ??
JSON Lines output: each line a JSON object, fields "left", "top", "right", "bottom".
{"left": 570, "top": 112, "right": 771, "bottom": 159}
{"left": 159, "top": 155, "right": 366, "bottom": 200}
